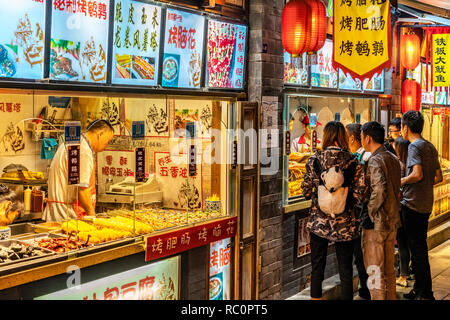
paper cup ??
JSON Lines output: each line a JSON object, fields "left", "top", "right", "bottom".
{"left": 0, "top": 226, "right": 11, "bottom": 240}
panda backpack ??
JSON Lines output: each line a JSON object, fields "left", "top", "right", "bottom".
{"left": 313, "top": 158, "right": 354, "bottom": 218}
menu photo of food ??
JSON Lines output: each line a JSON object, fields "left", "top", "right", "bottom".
{"left": 0, "top": 45, "right": 18, "bottom": 78}
{"left": 49, "top": 39, "right": 81, "bottom": 81}
{"left": 209, "top": 272, "right": 223, "bottom": 300}
{"left": 174, "top": 108, "right": 199, "bottom": 138}
{"left": 115, "top": 54, "right": 155, "bottom": 81}
{"left": 162, "top": 53, "right": 180, "bottom": 87}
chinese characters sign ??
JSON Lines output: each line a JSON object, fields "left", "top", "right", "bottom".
{"left": 311, "top": 40, "right": 338, "bottom": 89}
{"left": 135, "top": 147, "right": 145, "bottom": 182}
{"left": 206, "top": 20, "right": 247, "bottom": 89}
{"left": 333, "top": 0, "right": 391, "bottom": 81}
{"left": 67, "top": 145, "right": 80, "bottom": 185}
{"left": 0, "top": 0, "right": 46, "bottom": 80}
{"left": 432, "top": 33, "right": 450, "bottom": 87}
{"left": 36, "top": 256, "right": 180, "bottom": 300}
{"left": 209, "top": 238, "right": 231, "bottom": 300}
{"left": 162, "top": 9, "right": 205, "bottom": 88}
{"left": 145, "top": 216, "right": 237, "bottom": 262}
{"left": 50, "top": 0, "right": 110, "bottom": 83}
{"left": 112, "top": 0, "right": 162, "bottom": 86}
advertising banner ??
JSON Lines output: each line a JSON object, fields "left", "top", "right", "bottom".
{"left": 206, "top": 20, "right": 246, "bottom": 89}
{"left": 36, "top": 256, "right": 180, "bottom": 300}
{"left": 283, "top": 50, "right": 308, "bottom": 86}
{"left": 311, "top": 40, "right": 338, "bottom": 89}
{"left": 432, "top": 33, "right": 450, "bottom": 87}
{"left": 209, "top": 238, "right": 231, "bottom": 300}
{"left": 50, "top": 0, "right": 110, "bottom": 83}
{"left": 112, "top": 0, "right": 162, "bottom": 86}
{"left": 0, "top": 0, "right": 46, "bottom": 79}
{"left": 162, "top": 9, "right": 205, "bottom": 88}
{"left": 333, "top": 0, "right": 391, "bottom": 81}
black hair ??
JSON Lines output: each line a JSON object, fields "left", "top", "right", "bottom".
{"left": 345, "top": 123, "right": 362, "bottom": 144}
{"left": 86, "top": 119, "right": 114, "bottom": 133}
{"left": 361, "top": 121, "right": 385, "bottom": 145}
{"left": 389, "top": 117, "right": 402, "bottom": 130}
{"left": 393, "top": 137, "right": 410, "bottom": 166}
{"left": 402, "top": 111, "right": 424, "bottom": 134}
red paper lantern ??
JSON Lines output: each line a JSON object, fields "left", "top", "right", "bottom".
{"left": 304, "top": 0, "right": 327, "bottom": 53}
{"left": 400, "top": 33, "right": 421, "bottom": 70}
{"left": 402, "top": 79, "right": 421, "bottom": 113}
{"left": 282, "top": 0, "right": 308, "bottom": 55}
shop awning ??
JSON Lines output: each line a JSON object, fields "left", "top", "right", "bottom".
{"left": 398, "top": 0, "right": 450, "bottom": 20}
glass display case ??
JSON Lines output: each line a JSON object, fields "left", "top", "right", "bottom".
{"left": 0, "top": 89, "right": 236, "bottom": 263}
{"left": 282, "top": 93, "right": 377, "bottom": 208}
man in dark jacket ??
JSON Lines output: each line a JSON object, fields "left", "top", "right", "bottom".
{"left": 361, "top": 121, "right": 401, "bottom": 300}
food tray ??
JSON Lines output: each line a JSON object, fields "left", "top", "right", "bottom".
{"left": 28, "top": 222, "right": 62, "bottom": 234}
{"left": 0, "top": 239, "right": 55, "bottom": 268}
{"left": 17, "top": 232, "right": 94, "bottom": 253}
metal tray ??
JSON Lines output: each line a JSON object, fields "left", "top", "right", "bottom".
{"left": 0, "top": 239, "right": 56, "bottom": 268}
{"left": 17, "top": 233, "right": 94, "bottom": 253}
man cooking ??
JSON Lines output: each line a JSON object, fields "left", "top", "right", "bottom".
{"left": 43, "top": 120, "right": 114, "bottom": 222}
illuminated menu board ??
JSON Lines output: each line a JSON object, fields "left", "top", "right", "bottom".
{"left": 363, "top": 71, "right": 384, "bottom": 92}
{"left": 50, "top": 0, "right": 110, "bottom": 83}
{"left": 283, "top": 50, "right": 308, "bottom": 86}
{"left": 0, "top": 0, "right": 46, "bottom": 80}
{"left": 162, "top": 9, "right": 205, "bottom": 88}
{"left": 311, "top": 40, "right": 338, "bottom": 89}
{"left": 338, "top": 69, "right": 362, "bottom": 91}
{"left": 112, "top": 0, "right": 162, "bottom": 86}
{"left": 206, "top": 20, "right": 247, "bottom": 89}
{"left": 422, "top": 63, "right": 435, "bottom": 104}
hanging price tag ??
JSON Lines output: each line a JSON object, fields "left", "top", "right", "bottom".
{"left": 189, "top": 145, "right": 197, "bottom": 176}
{"left": 135, "top": 147, "right": 145, "bottom": 182}
{"left": 312, "top": 130, "right": 317, "bottom": 152}
{"left": 67, "top": 145, "right": 80, "bottom": 185}
{"left": 132, "top": 121, "right": 145, "bottom": 140}
{"left": 231, "top": 141, "right": 237, "bottom": 169}
{"left": 64, "top": 121, "right": 81, "bottom": 145}
{"left": 285, "top": 131, "right": 291, "bottom": 155}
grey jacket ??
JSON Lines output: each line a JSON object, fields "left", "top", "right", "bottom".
{"left": 366, "top": 146, "right": 401, "bottom": 232}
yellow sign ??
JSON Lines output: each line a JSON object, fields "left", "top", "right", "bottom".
{"left": 432, "top": 33, "right": 450, "bottom": 87}
{"left": 333, "top": 0, "right": 391, "bottom": 81}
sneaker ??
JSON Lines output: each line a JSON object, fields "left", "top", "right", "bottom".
{"left": 403, "top": 289, "right": 419, "bottom": 300}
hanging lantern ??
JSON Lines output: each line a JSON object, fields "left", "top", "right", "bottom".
{"left": 282, "top": 0, "right": 308, "bottom": 55}
{"left": 304, "top": 0, "right": 327, "bottom": 53}
{"left": 400, "top": 33, "right": 421, "bottom": 71}
{"left": 402, "top": 79, "right": 421, "bottom": 113}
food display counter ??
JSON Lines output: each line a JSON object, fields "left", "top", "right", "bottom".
{"left": 0, "top": 90, "right": 238, "bottom": 299}
{"left": 282, "top": 93, "right": 378, "bottom": 211}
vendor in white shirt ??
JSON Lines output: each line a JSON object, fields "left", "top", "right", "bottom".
{"left": 291, "top": 114, "right": 321, "bottom": 153}
{"left": 43, "top": 120, "right": 114, "bottom": 222}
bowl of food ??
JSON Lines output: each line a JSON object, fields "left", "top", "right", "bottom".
{"left": 209, "top": 275, "right": 223, "bottom": 300}
{"left": 163, "top": 56, "right": 179, "bottom": 83}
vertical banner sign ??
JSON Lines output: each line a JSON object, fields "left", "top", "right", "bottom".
{"left": 135, "top": 147, "right": 145, "bottom": 182}
{"left": 50, "top": 0, "right": 110, "bottom": 83}
{"left": 209, "top": 238, "right": 232, "bottom": 300}
{"left": 189, "top": 145, "right": 196, "bottom": 176}
{"left": 312, "top": 130, "right": 317, "bottom": 152}
{"left": 333, "top": 0, "right": 391, "bottom": 82}
{"left": 285, "top": 131, "right": 291, "bottom": 155}
{"left": 432, "top": 34, "right": 450, "bottom": 87}
{"left": 231, "top": 140, "right": 237, "bottom": 169}
{"left": 162, "top": 9, "right": 205, "bottom": 88}
{"left": 0, "top": 0, "right": 46, "bottom": 80}
{"left": 68, "top": 145, "right": 80, "bottom": 185}
{"left": 112, "top": 0, "right": 162, "bottom": 86}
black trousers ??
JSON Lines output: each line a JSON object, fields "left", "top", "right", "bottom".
{"left": 310, "top": 232, "right": 355, "bottom": 300}
{"left": 353, "top": 235, "right": 369, "bottom": 291}
{"left": 397, "top": 207, "right": 412, "bottom": 276}
{"left": 402, "top": 205, "right": 433, "bottom": 298}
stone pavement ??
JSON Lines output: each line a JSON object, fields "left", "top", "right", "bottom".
{"left": 288, "top": 239, "right": 450, "bottom": 300}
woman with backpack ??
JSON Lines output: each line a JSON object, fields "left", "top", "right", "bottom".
{"left": 301, "top": 121, "right": 365, "bottom": 300}
{"left": 393, "top": 137, "right": 413, "bottom": 287}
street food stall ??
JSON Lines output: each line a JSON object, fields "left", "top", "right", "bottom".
{"left": 0, "top": 0, "right": 247, "bottom": 300}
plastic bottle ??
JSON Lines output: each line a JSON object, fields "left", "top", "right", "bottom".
{"left": 24, "top": 187, "right": 32, "bottom": 212}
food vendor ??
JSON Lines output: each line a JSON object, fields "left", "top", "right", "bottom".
{"left": 43, "top": 120, "right": 114, "bottom": 222}
{"left": 291, "top": 114, "right": 321, "bottom": 153}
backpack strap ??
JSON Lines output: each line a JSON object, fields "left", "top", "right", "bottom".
{"left": 313, "top": 156, "right": 324, "bottom": 185}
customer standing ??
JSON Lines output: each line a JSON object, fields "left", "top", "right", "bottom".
{"left": 393, "top": 137, "right": 413, "bottom": 287}
{"left": 302, "top": 121, "right": 365, "bottom": 300}
{"left": 384, "top": 117, "right": 402, "bottom": 155}
{"left": 360, "top": 121, "right": 401, "bottom": 300}
{"left": 346, "top": 123, "right": 371, "bottom": 300}
{"left": 400, "top": 111, "right": 443, "bottom": 300}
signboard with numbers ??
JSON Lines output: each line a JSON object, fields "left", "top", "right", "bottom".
{"left": 0, "top": 0, "right": 46, "bottom": 80}
{"left": 145, "top": 216, "right": 237, "bottom": 262}
{"left": 333, "top": 0, "right": 391, "bottom": 82}
{"left": 206, "top": 20, "right": 247, "bottom": 89}
{"left": 112, "top": 0, "right": 162, "bottom": 86}
{"left": 50, "top": 0, "right": 110, "bottom": 83}
{"left": 162, "top": 9, "right": 205, "bottom": 88}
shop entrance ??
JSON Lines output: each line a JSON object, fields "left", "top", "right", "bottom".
{"left": 237, "top": 102, "right": 259, "bottom": 299}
